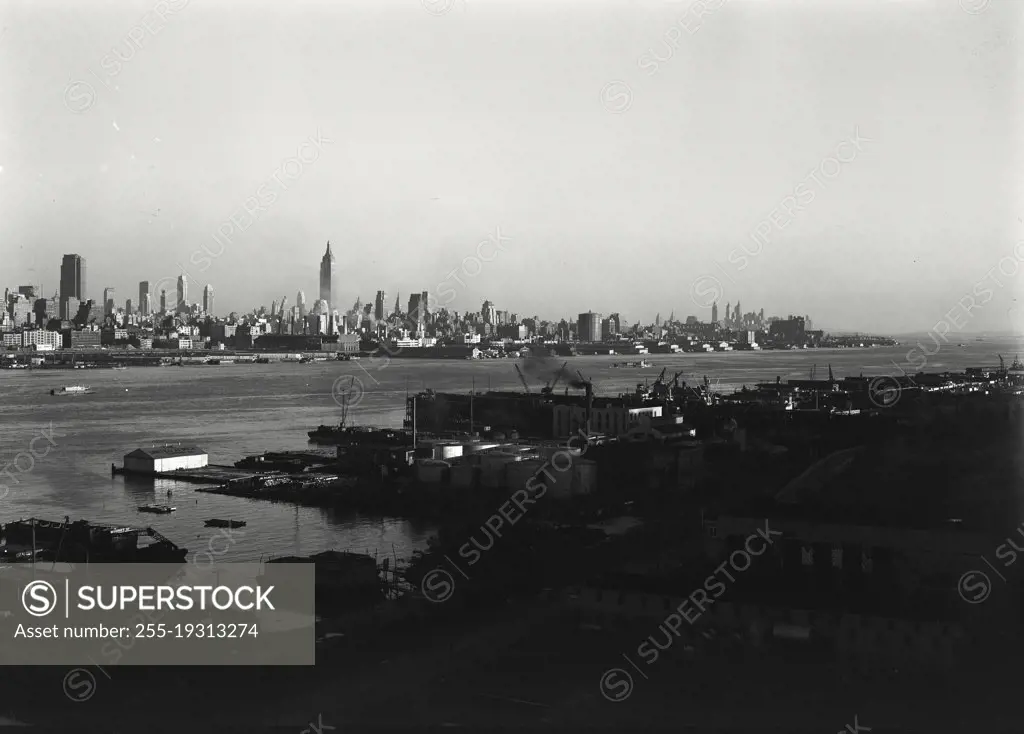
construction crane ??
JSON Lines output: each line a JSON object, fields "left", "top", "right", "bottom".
{"left": 514, "top": 363, "right": 530, "bottom": 393}
{"left": 541, "top": 361, "right": 568, "bottom": 395}
{"left": 654, "top": 367, "right": 667, "bottom": 385}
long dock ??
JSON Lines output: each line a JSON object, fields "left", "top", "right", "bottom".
{"left": 112, "top": 463, "right": 281, "bottom": 486}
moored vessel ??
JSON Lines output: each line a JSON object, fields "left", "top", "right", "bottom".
{"left": 50, "top": 385, "right": 90, "bottom": 395}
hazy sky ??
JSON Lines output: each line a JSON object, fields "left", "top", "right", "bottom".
{"left": 1, "top": 0, "right": 1020, "bottom": 332}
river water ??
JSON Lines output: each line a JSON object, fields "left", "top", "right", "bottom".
{"left": 0, "top": 334, "right": 1019, "bottom": 562}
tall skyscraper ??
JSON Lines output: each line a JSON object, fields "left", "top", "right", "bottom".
{"left": 139, "top": 281, "right": 150, "bottom": 317}
{"left": 160, "top": 290, "right": 167, "bottom": 313}
{"left": 126, "top": 298, "right": 133, "bottom": 314}
{"left": 711, "top": 301, "right": 719, "bottom": 324}
{"left": 59, "top": 254, "right": 86, "bottom": 320}
{"left": 408, "top": 293, "right": 422, "bottom": 322}
{"left": 203, "top": 285, "right": 214, "bottom": 315}
{"left": 103, "top": 287, "right": 115, "bottom": 315}
{"left": 176, "top": 275, "right": 187, "bottom": 313}
{"left": 319, "top": 241, "right": 335, "bottom": 311}
{"left": 374, "top": 290, "right": 387, "bottom": 321}
{"left": 297, "top": 291, "right": 307, "bottom": 320}
{"left": 577, "top": 312, "right": 602, "bottom": 342}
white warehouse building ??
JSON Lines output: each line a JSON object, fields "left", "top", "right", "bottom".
{"left": 123, "top": 446, "right": 208, "bottom": 474}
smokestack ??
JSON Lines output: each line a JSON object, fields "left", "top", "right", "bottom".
{"left": 585, "top": 382, "right": 593, "bottom": 434}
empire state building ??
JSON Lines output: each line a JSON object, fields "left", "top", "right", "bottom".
{"left": 319, "top": 241, "right": 336, "bottom": 310}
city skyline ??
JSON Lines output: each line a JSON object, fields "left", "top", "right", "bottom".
{"left": 6, "top": 248, "right": 1019, "bottom": 336}
{"left": 1, "top": 1, "right": 1020, "bottom": 333}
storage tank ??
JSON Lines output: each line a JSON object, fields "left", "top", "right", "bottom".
{"left": 439, "top": 443, "right": 464, "bottom": 460}
{"left": 573, "top": 459, "right": 598, "bottom": 496}
{"left": 415, "top": 459, "right": 449, "bottom": 484}
{"left": 479, "top": 452, "right": 520, "bottom": 489}
{"left": 546, "top": 458, "right": 575, "bottom": 499}
{"left": 504, "top": 458, "right": 545, "bottom": 492}
{"left": 449, "top": 463, "right": 478, "bottom": 489}
{"left": 463, "top": 441, "right": 500, "bottom": 456}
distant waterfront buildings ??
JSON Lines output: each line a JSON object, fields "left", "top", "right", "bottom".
{"left": 319, "top": 242, "right": 336, "bottom": 311}
{"left": 59, "top": 254, "right": 86, "bottom": 320}
{"left": 139, "top": 281, "right": 150, "bottom": 317}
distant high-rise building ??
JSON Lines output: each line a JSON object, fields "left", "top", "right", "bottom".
{"left": 725, "top": 303, "right": 731, "bottom": 322}
{"left": 374, "top": 290, "right": 387, "bottom": 321}
{"left": 711, "top": 301, "right": 718, "bottom": 325}
{"left": 608, "top": 313, "right": 621, "bottom": 335}
{"left": 297, "top": 291, "right": 307, "bottom": 320}
{"left": 103, "top": 287, "right": 115, "bottom": 315}
{"left": 420, "top": 291, "right": 429, "bottom": 319}
{"left": 139, "top": 281, "right": 150, "bottom": 317}
{"left": 18, "top": 286, "right": 37, "bottom": 300}
{"left": 408, "top": 293, "right": 423, "bottom": 324}
{"left": 319, "top": 241, "right": 335, "bottom": 311}
{"left": 482, "top": 300, "right": 496, "bottom": 324}
{"left": 203, "top": 285, "right": 214, "bottom": 315}
{"left": 393, "top": 293, "right": 400, "bottom": 316}
{"left": 59, "top": 254, "right": 86, "bottom": 320}
{"left": 577, "top": 312, "right": 602, "bottom": 342}
{"left": 160, "top": 290, "right": 167, "bottom": 313}
{"left": 176, "top": 275, "right": 187, "bottom": 313}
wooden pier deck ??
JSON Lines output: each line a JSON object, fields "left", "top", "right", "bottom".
{"left": 112, "top": 463, "right": 282, "bottom": 486}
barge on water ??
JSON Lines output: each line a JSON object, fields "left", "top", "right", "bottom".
{"left": 205, "top": 519, "right": 246, "bottom": 528}
{"left": 0, "top": 517, "right": 187, "bottom": 562}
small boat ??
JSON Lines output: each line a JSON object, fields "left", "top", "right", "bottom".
{"left": 204, "top": 519, "right": 246, "bottom": 528}
{"left": 111, "top": 365, "right": 128, "bottom": 370}
{"left": 51, "top": 385, "right": 91, "bottom": 395}
{"left": 138, "top": 504, "right": 176, "bottom": 514}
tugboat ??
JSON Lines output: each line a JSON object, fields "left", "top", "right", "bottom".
{"left": 138, "top": 504, "right": 176, "bottom": 514}
{"left": 51, "top": 385, "right": 91, "bottom": 395}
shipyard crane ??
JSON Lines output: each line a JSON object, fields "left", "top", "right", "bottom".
{"left": 655, "top": 367, "right": 667, "bottom": 385}
{"left": 514, "top": 363, "right": 531, "bottom": 393}
{"left": 541, "top": 361, "right": 569, "bottom": 396}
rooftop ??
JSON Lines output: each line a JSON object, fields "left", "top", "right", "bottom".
{"left": 126, "top": 446, "right": 207, "bottom": 459}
